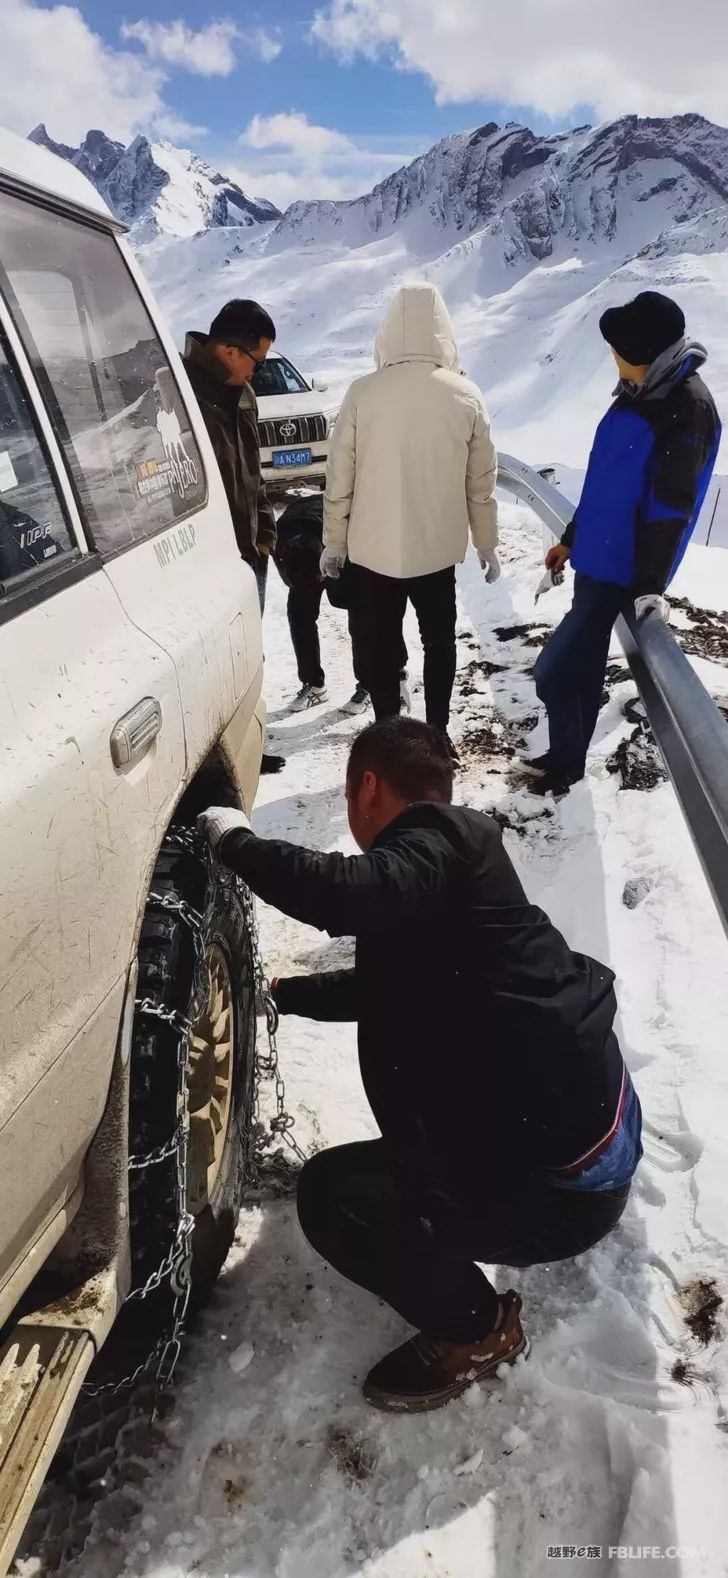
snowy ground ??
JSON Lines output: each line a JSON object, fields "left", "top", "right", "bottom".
{"left": 68, "top": 506, "right": 728, "bottom": 1578}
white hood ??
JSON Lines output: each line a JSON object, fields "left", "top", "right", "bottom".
{"left": 374, "top": 282, "right": 460, "bottom": 372}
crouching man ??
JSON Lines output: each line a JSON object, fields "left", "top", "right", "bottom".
{"left": 198, "top": 718, "right": 642, "bottom": 1413}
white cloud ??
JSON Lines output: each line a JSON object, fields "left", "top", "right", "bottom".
{"left": 0, "top": 4, "right": 282, "bottom": 155}
{"left": 151, "top": 110, "right": 209, "bottom": 141}
{"left": 2, "top": 0, "right": 167, "bottom": 143}
{"left": 121, "top": 18, "right": 238, "bottom": 77}
{"left": 232, "top": 115, "right": 424, "bottom": 207}
{"left": 311, "top": 0, "right": 728, "bottom": 124}
{"left": 244, "top": 27, "right": 283, "bottom": 64}
{"left": 231, "top": 165, "right": 354, "bottom": 208}
{"left": 122, "top": 16, "right": 282, "bottom": 73}
{"left": 240, "top": 112, "right": 355, "bottom": 158}
{"left": 234, "top": 112, "right": 418, "bottom": 207}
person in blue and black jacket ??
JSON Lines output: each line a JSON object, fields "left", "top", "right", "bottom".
{"left": 530, "top": 291, "right": 721, "bottom": 797}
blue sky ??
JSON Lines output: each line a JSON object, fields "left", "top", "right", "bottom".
{"left": 4, "top": 0, "right": 725, "bottom": 209}
{"left": 85, "top": 0, "right": 510, "bottom": 146}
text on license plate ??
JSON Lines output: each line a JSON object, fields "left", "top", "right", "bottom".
{"left": 273, "top": 447, "right": 312, "bottom": 468}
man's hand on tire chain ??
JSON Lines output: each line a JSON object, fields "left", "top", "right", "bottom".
{"left": 197, "top": 806, "right": 252, "bottom": 852}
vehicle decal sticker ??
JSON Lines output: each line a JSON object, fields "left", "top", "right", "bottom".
{"left": 153, "top": 520, "right": 197, "bottom": 568}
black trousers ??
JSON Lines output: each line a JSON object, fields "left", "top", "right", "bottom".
{"left": 288, "top": 581, "right": 326, "bottom": 689}
{"left": 349, "top": 564, "right": 457, "bottom": 730}
{"left": 297, "top": 1140, "right": 630, "bottom": 1344}
{"left": 534, "top": 573, "right": 629, "bottom": 778}
{"left": 287, "top": 580, "right": 409, "bottom": 691}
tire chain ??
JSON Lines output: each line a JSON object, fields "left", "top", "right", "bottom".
{"left": 83, "top": 825, "right": 305, "bottom": 1400}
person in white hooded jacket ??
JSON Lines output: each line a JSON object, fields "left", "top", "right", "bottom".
{"left": 322, "top": 282, "right": 499, "bottom": 756}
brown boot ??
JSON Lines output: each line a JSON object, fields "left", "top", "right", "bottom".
{"left": 362, "top": 1291, "right": 528, "bottom": 1414}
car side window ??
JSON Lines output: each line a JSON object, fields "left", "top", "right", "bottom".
{"left": 0, "top": 333, "right": 76, "bottom": 594}
{"left": 0, "top": 190, "right": 206, "bottom": 558}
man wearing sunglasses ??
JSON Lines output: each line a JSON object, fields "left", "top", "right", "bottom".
{"left": 184, "top": 299, "right": 285, "bottom": 773}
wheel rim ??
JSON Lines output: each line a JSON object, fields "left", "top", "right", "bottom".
{"left": 186, "top": 942, "right": 235, "bottom": 1215}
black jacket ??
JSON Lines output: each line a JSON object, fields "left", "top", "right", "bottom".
{"left": 182, "top": 332, "right": 276, "bottom": 558}
{"left": 274, "top": 495, "right": 324, "bottom": 589}
{"left": 273, "top": 492, "right": 356, "bottom": 609}
{"left": 220, "top": 803, "right": 624, "bottom": 1194}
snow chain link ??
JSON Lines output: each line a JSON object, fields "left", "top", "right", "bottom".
{"left": 83, "top": 826, "right": 305, "bottom": 1400}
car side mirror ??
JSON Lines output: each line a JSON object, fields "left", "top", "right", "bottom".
{"left": 311, "top": 376, "right": 329, "bottom": 393}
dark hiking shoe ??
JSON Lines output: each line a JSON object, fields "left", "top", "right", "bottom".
{"left": 261, "top": 752, "right": 286, "bottom": 775}
{"left": 529, "top": 767, "right": 582, "bottom": 799}
{"left": 362, "top": 1290, "right": 528, "bottom": 1414}
{"left": 519, "top": 750, "right": 553, "bottom": 776}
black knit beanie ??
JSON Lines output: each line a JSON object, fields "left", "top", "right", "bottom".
{"left": 600, "top": 291, "right": 685, "bottom": 366}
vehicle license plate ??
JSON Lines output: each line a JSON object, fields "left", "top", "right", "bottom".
{"left": 273, "top": 447, "right": 312, "bottom": 468}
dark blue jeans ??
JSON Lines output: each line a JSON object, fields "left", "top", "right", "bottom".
{"left": 534, "top": 573, "right": 628, "bottom": 779}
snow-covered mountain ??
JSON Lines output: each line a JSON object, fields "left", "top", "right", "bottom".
{"left": 268, "top": 114, "right": 728, "bottom": 263}
{"left": 29, "top": 114, "right": 728, "bottom": 473}
{"left": 28, "top": 124, "right": 281, "bottom": 243}
{"left": 130, "top": 113, "right": 728, "bottom": 474}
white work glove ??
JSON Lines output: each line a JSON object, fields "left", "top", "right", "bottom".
{"left": 479, "top": 549, "right": 501, "bottom": 585}
{"left": 320, "top": 547, "right": 346, "bottom": 580}
{"left": 197, "top": 806, "right": 252, "bottom": 851}
{"left": 634, "top": 594, "right": 668, "bottom": 623}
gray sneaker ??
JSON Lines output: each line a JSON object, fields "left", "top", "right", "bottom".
{"left": 342, "top": 684, "right": 370, "bottom": 716}
{"left": 290, "top": 684, "right": 327, "bottom": 712}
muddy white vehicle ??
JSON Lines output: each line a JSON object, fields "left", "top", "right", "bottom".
{"left": 0, "top": 129, "right": 266, "bottom": 1570}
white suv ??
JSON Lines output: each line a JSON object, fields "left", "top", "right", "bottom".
{"left": 0, "top": 128, "right": 265, "bottom": 1570}
{"left": 252, "top": 352, "right": 335, "bottom": 490}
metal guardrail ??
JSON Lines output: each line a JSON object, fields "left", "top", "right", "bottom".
{"left": 497, "top": 453, "right": 728, "bottom": 938}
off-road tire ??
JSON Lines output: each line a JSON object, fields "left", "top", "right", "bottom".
{"left": 17, "top": 840, "right": 258, "bottom": 1560}
{"left": 128, "top": 835, "right": 256, "bottom": 1319}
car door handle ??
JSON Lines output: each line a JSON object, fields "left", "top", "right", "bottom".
{"left": 110, "top": 698, "right": 162, "bottom": 769}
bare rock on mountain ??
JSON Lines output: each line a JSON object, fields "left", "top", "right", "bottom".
{"left": 266, "top": 113, "right": 728, "bottom": 271}
{"left": 28, "top": 122, "right": 77, "bottom": 162}
{"left": 26, "top": 125, "right": 281, "bottom": 242}
{"left": 102, "top": 136, "right": 168, "bottom": 232}
{"left": 74, "top": 129, "right": 126, "bottom": 187}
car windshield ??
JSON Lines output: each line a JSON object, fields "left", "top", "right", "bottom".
{"left": 252, "top": 357, "right": 309, "bottom": 398}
